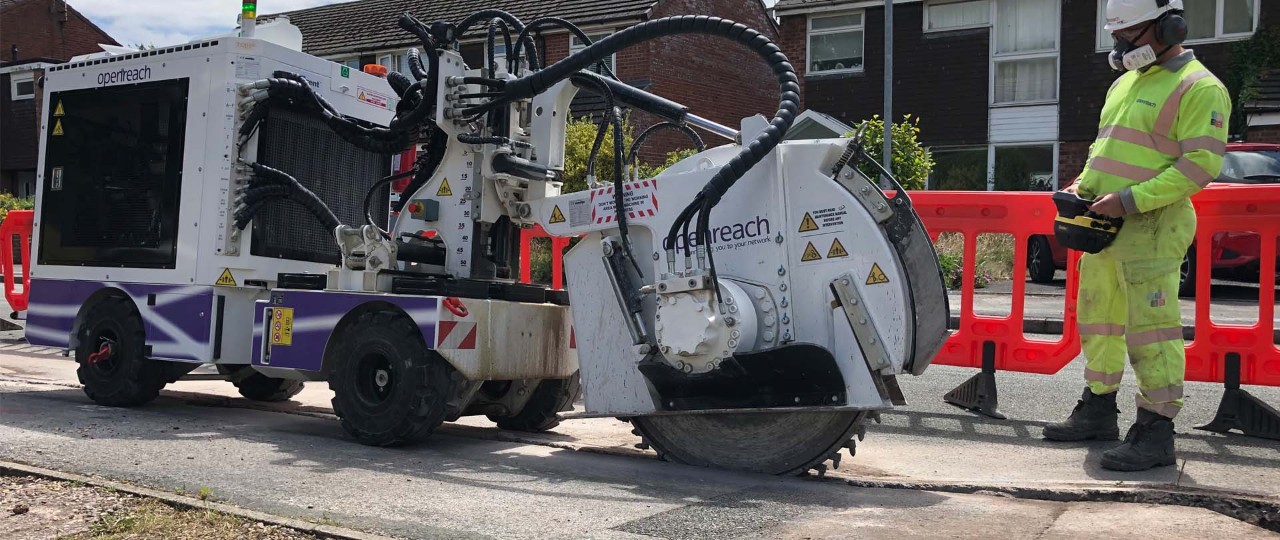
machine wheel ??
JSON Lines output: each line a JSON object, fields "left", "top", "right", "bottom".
{"left": 487, "top": 373, "right": 581, "bottom": 432}
{"left": 328, "top": 310, "right": 457, "bottom": 446}
{"left": 1178, "top": 247, "right": 1196, "bottom": 298}
{"left": 631, "top": 411, "right": 866, "bottom": 476}
{"left": 1027, "top": 236, "right": 1057, "bottom": 284}
{"left": 233, "top": 372, "right": 305, "bottom": 402}
{"left": 74, "top": 296, "right": 167, "bottom": 407}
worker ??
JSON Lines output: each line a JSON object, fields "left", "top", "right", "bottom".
{"left": 1042, "top": 0, "right": 1231, "bottom": 472}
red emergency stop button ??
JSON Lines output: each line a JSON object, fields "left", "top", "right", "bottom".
{"left": 408, "top": 202, "right": 423, "bottom": 214}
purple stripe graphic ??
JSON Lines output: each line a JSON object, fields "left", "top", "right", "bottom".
{"left": 253, "top": 290, "right": 439, "bottom": 372}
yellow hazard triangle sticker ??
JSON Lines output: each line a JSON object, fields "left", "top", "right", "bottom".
{"left": 436, "top": 178, "right": 453, "bottom": 196}
{"left": 801, "top": 242, "right": 822, "bottom": 262}
{"left": 549, "top": 205, "right": 566, "bottom": 224}
{"left": 216, "top": 268, "right": 238, "bottom": 287}
{"left": 827, "top": 237, "right": 848, "bottom": 258}
{"left": 54, "top": 101, "right": 65, "bottom": 117}
{"left": 52, "top": 119, "right": 64, "bottom": 136}
{"left": 798, "top": 212, "right": 819, "bottom": 232}
{"left": 866, "top": 263, "right": 889, "bottom": 285}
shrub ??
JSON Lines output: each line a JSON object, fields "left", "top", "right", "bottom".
{"left": 847, "top": 114, "right": 933, "bottom": 191}
{"left": 0, "top": 193, "right": 35, "bottom": 222}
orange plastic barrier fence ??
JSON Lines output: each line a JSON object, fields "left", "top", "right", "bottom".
{"left": 517, "top": 224, "right": 575, "bottom": 291}
{"left": 0, "top": 210, "right": 32, "bottom": 312}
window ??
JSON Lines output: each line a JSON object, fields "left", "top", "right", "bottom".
{"left": 10, "top": 73, "right": 34, "bottom": 100}
{"left": 807, "top": 12, "right": 864, "bottom": 74}
{"left": 1097, "top": 0, "right": 1258, "bottom": 49}
{"left": 993, "top": 144, "right": 1056, "bottom": 191}
{"left": 570, "top": 32, "right": 615, "bottom": 75}
{"left": 924, "top": 0, "right": 990, "bottom": 32}
{"left": 928, "top": 147, "right": 989, "bottom": 190}
{"left": 991, "top": 0, "right": 1057, "bottom": 104}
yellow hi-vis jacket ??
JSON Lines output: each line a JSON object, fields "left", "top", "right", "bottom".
{"left": 1075, "top": 51, "right": 1232, "bottom": 214}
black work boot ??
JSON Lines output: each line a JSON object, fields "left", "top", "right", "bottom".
{"left": 1100, "top": 408, "right": 1177, "bottom": 471}
{"left": 1042, "top": 387, "right": 1120, "bottom": 441}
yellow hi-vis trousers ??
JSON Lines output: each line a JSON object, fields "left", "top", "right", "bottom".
{"left": 1078, "top": 199, "right": 1195, "bottom": 419}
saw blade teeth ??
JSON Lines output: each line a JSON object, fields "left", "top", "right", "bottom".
{"left": 829, "top": 451, "right": 842, "bottom": 470}
{"left": 634, "top": 441, "right": 650, "bottom": 450}
{"left": 812, "top": 463, "right": 828, "bottom": 478}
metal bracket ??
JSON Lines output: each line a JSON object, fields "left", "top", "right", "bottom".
{"left": 829, "top": 272, "right": 892, "bottom": 372}
{"left": 834, "top": 165, "right": 893, "bottom": 225}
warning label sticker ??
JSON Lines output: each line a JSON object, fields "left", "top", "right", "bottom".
{"left": 549, "top": 205, "right": 566, "bottom": 224}
{"left": 827, "top": 238, "right": 848, "bottom": 258}
{"left": 567, "top": 199, "right": 590, "bottom": 227}
{"left": 866, "top": 263, "right": 890, "bottom": 285}
{"left": 216, "top": 268, "right": 237, "bottom": 287}
{"left": 801, "top": 242, "right": 822, "bottom": 262}
{"left": 436, "top": 178, "right": 453, "bottom": 197}
{"left": 357, "top": 86, "right": 392, "bottom": 110}
{"left": 590, "top": 179, "right": 658, "bottom": 225}
{"left": 52, "top": 119, "right": 64, "bottom": 136}
{"left": 235, "top": 56, "right": 262, "bottom": 80}
{"left": 798, "top": 212, "right": 819, "bottom": 233}
{"left": 53, "top": 101, "right": 65, "bottom": 117}
{"left": 808, "top": 206, "right": 848, "bottom": 230}
{"left": 269, "top": 307, "right": 294, "bottom": 346}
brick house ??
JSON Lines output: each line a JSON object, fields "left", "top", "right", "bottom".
{"left": 1, "top": 0, "right": 118, "bottom": 196}
{"left": 773, "top": 0, "right": 1278, "bottom": 191}
{"left": 267, "top": 0, "right": 781, "bottom": 165}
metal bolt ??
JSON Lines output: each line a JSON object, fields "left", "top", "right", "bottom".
{"left": 851, "top": 298, "right": 859, "bottom": 305}
{"left": 652, "top": 252, "right": 660, "bottom": 261}
{"left": 725, "top": 316, "right": 736, "bottom": 327}
{"left": 860, "top": 185, "right": 870, "bottom": 195}
{"left": 688, "top": 279, "right": 697, "bottom": 288}
{"left": 779, "top": 283, "right": 788, "bottom": 292}
{"left": 662, "top": 346, "right": 671, "bottom": 354}
{"left": 727, "top": 339, "right": 738, "bottom": 348}
{"left": 775, "top": 233, "right": 783, "bottom": 244}
{"left": 831, "top": 395, "right": 839, "bottom": 402}
{"left": 658, "top": 283, "right": 668, "bottom": 292}
{"left": 841, "top": 279, "right": 851, "bottom": 286}
{"left": 706, "top": 362, "right": 716, "bottom": 371}
{"left": 516, "top": 388, "right": 527, "bottom": 397}
{"left": 843, "top": 170, "right": 854, "bottom": 179}
{"left": 794, "top": 396, "right": 802, "bottom": 403}
{"left": 724, "top": 296, "right": 733, "bottom": 304}
{"left": 782, "top": 314, "right": 790, "bottom": 324}
{"left": 777, "top": 266, "right": 786, "bottom": 276}
{"left": 729, "top": 305, "right": 738, "bottom": 313}
{"left": 755, "top": 289, "right": 766, "bottom": 300}
{"left": 876, "top": 203, "right": 888, "bottom": 212}
{"left": 602, "top": 242, "right": 615, "bottom": 256}
{"left": 780, "top": 297, "right": 788, "bottom": 308}
{"left": 731, "top": 330, "right": 741, "bottom": 339}
{"left": 859, "top": 318, "right": 867, "bottom": 325}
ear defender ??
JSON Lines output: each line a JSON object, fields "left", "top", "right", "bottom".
{"left": 1154, "top": 0, "right": 1188, "bottom": 46}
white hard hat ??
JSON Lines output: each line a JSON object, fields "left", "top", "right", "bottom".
{"left": 1104, "top": 0, "right": 1182, "bottom": 32}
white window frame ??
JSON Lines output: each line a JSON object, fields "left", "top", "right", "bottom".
{"left": 924, "top": 144, "right": 990, "bottom": 190}
{"left": 922, "top": 0, "right": 991, "bottom": 33}
{"left": 806, "top": 11, "right": 866, "bottom": 76}
{"left": 569, "top": 32, "right": 616, "bottom": 75}
{"left": 10, "top": 72, "right": 34, "bottom": 101}
{"left": 989, "top": 0, "right": 1060, "bottom": 107}
{"left": 988, "top": 142, "right": 1059, "bottom": 191}
{"left": 1095, "top": 0, "right": 1261, "bottom": 51}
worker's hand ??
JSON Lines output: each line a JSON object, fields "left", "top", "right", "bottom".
{"left": 1089, "top": 193, "right": 1126, "bottom": 218}
{"left": 1060, "top": 183, "right": 1078, "bottom": 195}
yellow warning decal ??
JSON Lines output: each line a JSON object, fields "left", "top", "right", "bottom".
{"left": 549, "top": 205, "right": 566, "bottom": 224}
{"left": 216, "top": 268, "right": 238, "bottom": 287}
{"left": 358, "top": 91, "right": 367, "bottom": 101}
{"left": 436, "top": 177, "right": 453, "bottom": 197}
{"left": 269, "top": 308, "right": 294, "bottom": 346}
{"left": 827, "top": 237, "right": 848, "bottom": 258}
{"left": 52, "top": 119, "right": 64, "bottom": 136}
{"left": 801, "top": 242, "right": 822, "bottom": 262}
{"left": 798, "top": 212, "right": 819, "bottom": 233}
{"left": 54, "top": 101, "right": 65, "bottom": 117}
{"left": 866, "top": 263, "right": 890, "bottom": 285}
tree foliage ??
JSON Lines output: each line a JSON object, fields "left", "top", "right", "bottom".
{"left": 848, "top": 114, "right": 933, "bottom": 191}
{"left": 1226, "top": 25, "right": 1280, "bottom": 139}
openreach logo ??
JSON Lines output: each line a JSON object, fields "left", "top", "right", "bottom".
{"left": 97, "top": 65, "right": 152, "bottom": 86}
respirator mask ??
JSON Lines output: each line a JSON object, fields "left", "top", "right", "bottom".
{"left": 1108, "top": 23, "right": 1163, "bottom": 71}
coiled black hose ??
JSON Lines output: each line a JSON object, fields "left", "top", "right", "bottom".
{"left": 235, "top": 163, "right": 341, "bottom": 232}
{"left": 509, "top": 16, "right": 618, "bottom": 80}
{"left": 453, "top": 9, "right": 539, "bottom": 71}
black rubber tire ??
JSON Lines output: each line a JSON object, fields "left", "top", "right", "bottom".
{"left": 1027, "top": 236, "right": 1057, "bottom": 284}
{"left": 1178, "top": 247, "right": 1196, "bottom": 298}
{"left": 487, "top": 373, "right": 581, "bottom": 432}
{"left": 327, "top": 310, "right": 456, "bottom": 446}
{"left": 74, "top": 295, "right": 167, "bottom": 407}
{"left": 233, "top": 372, "right": 305, "bottom": 402}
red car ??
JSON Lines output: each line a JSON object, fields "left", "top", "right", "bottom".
{"left": 1028, "top": 142, "right": 1280, "bottom": 297}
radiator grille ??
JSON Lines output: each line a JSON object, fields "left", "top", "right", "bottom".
{"left": 251, "top": 107, "right": 391, "bottom": 264}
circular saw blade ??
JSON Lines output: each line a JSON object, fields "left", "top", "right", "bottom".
{"left": 631, "top": 411, "right": 866, "bottom": 476}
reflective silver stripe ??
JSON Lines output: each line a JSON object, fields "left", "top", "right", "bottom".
{"left": 1098, "top": 125, "right": 1180, "bottom": 156}
{"left": 1174, "top": 156, "right": 1215, "bottom": 187}
{"left": 1136, "top": 397, "right": 1181, "bottom": 417}
{"left": 1085, "top": 368, "right": 1123, "bottom": 386}
{"left": 1141, "top": 385, "right": 1185, "bottom": 403}
{"left": 1126, "top": 326, "right": 1183, "bottom": 347}
{"left": 1154, "top": 70, "right": 1211, "bottom": 137}
{"left": 1088, "top": 156, "right": 1161, "bottom": 182}
{"left": 1179, "top": 135, "right": 1226, "bottom": 155}
{"left": 1080, "top": 323, "right": 1126, "bottom": 336}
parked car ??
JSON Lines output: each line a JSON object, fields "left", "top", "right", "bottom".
{"left": 1028, "top": 143, "right": 1280, "bottom": 297}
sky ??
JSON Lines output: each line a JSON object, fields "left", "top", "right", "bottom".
{"left": 72, "top": 0, "right": 781, "bottom": 51}
{"left": 71, "top": 0, "right": 348, "bottom": 49}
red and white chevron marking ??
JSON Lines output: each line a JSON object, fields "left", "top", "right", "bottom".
{"left": 436, "top": 321, "right": 478, "bottom": 350}
{"left": 590, "top": 179, "right": 658, "bottom": 225}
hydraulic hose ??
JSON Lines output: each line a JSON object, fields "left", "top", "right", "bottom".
{"left": 569, "top": 73, "right": 616, "bottom": 181}
{"left": 509, "top": 17, "right": 618, "bottom": 79}
{"left": 364, "top": 167, "right": 420, "bottom": 238}
{"left": 626, "top": 121, "right": 705, "bottom": 176}
{"left": 453, "top": 9, "right": 539, "bottom": 71}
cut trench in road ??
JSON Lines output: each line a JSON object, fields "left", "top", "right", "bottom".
{"left": 1, "top": 371, "right": 1277, "bottom": 535}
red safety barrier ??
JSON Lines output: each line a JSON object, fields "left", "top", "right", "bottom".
{"left": 0, "top": 209, "right": 33, "bottom": 312}
{"left": 517, "top": 224, "right": 575, "bottom": 290}
{"left": 1183, "top": 184, "right": 1280, "bottom": 387}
